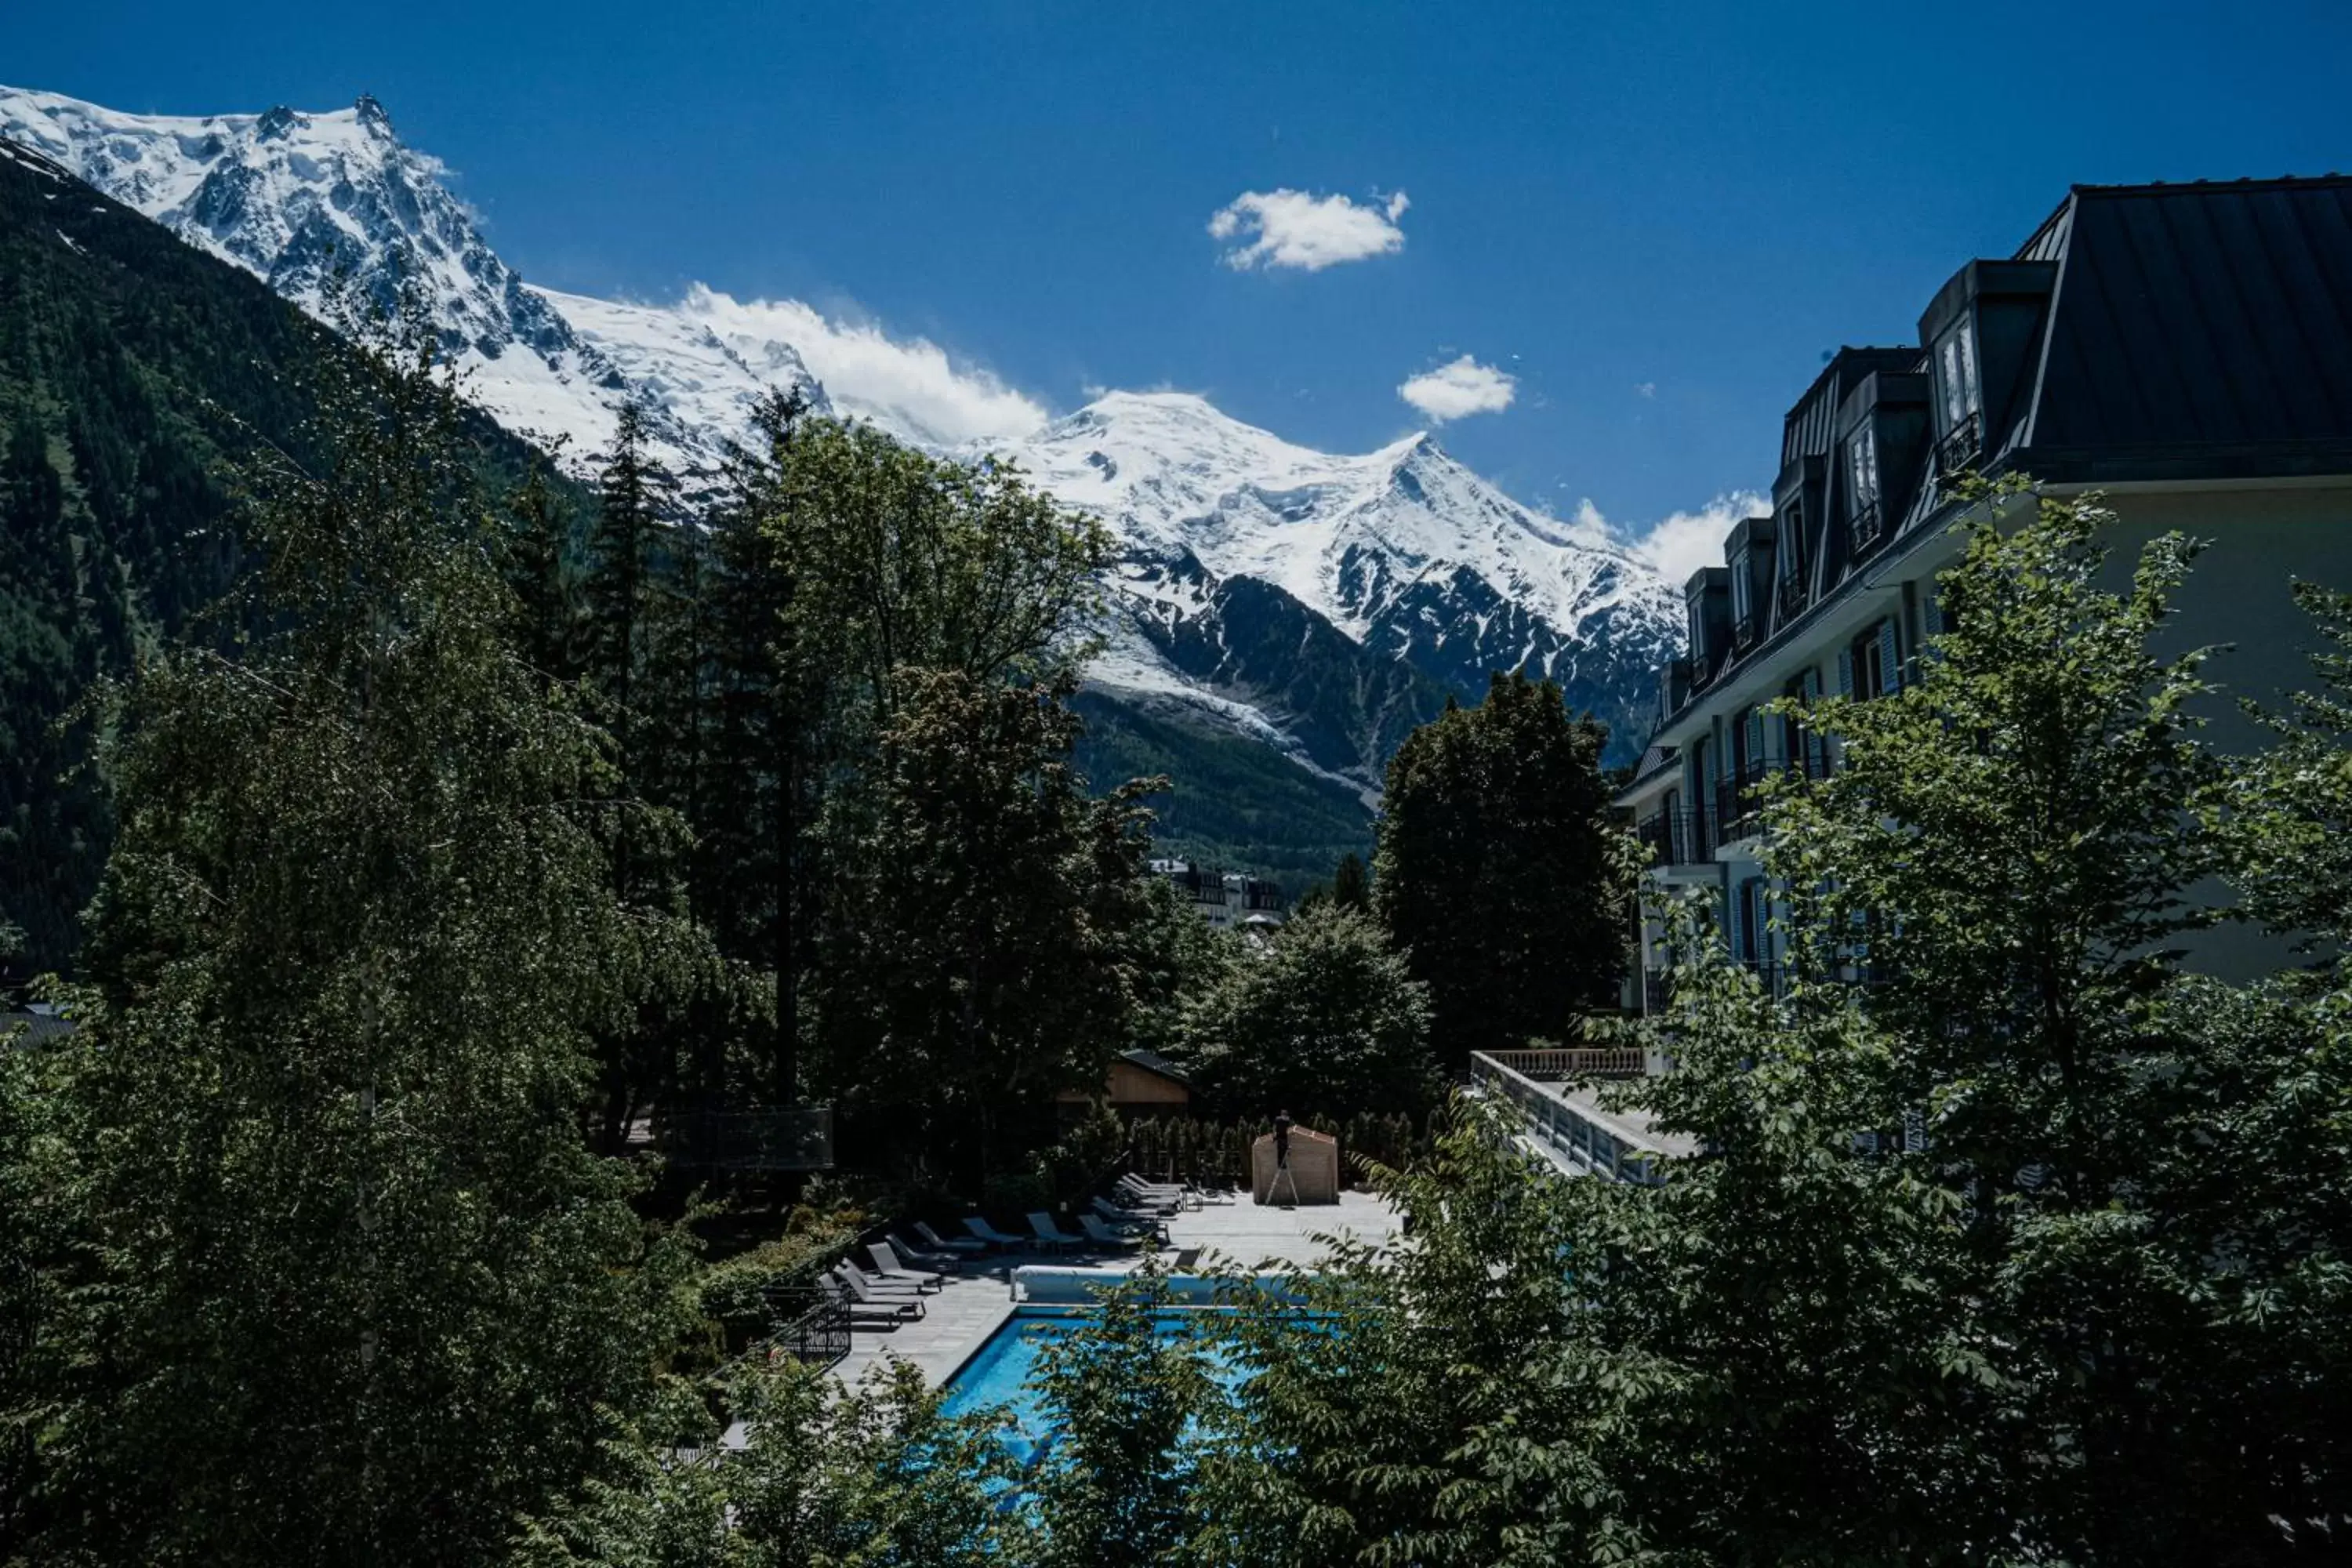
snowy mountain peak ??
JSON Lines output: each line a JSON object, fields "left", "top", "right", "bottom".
{"left": 2, "top": 81, "right": 1682, "bottom": 773}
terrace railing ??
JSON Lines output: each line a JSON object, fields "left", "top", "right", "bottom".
{"left": 760, "top": 1283, "right": 851, "bottom": 1367}
{"left": 1480, "top": 1047, "right": 1648, "bottom": 1081}
{"left": 1468, "top": 1051, "right": 1680, "bottom": 1185}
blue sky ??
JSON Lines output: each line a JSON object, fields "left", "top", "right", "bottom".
{"left": 10, "top": 1, "right": 2349, "bottom": 568}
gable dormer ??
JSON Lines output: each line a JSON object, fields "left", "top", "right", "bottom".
{"left": 1685, "top": 567, "right": 1732, "bottom": 687}
{"left": 1721, "top": 514, "right": 1777, "bottom": 650}
{"left": 1916, "top": 259, "right": 2058, "bottom": 474}
{"left": 1835, "top": 370, "right": 1930, "bottom": 558}
{"left": 1771, "top": 452, "right": 1825, "bottom": 618}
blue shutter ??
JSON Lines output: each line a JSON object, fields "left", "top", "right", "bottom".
{"left": 1743, "top": 708, "right": 1764, "bottom": 771}
{"left": 1922, "top": 583, "right": 1944, "bottom": 638}
{"left": 1724, "top": 880, "right": 1744, "bottom": 963}
{"left": 1878, "top": 619, "right": 1900, "bottom": 694}
{"left": 1836, "top": 647, "right": 1853, "bottom": 699}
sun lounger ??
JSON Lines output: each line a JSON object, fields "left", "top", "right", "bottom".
{"left": 867, "top": 1242, "right": 944, "bottom": 1291}
{"left": 831, "top": 1265, "right": 924, "bottom": 1318}
{"left": 1118, "top": 1175, "right": 1199, "bottom": 1210}
{"left": 888, "top": 1232, "right": 963, "bottom": 1273}
{"left": 1026, "top": 1212, "right": 1087, "bottom": 1253}
{"left": 1091, "top": 1196, "right": 1171, "bottom": 1242}
{"left": 840, "top": 1258, "right": 927, "bottom": 1298}
{"left": 1079, "top": 1213, "right": 1148, "bottom": 1250}
{"left": 914, "top": 1220, "right": 989, "bottom": 1257}
{"left": 964, "top": 1215, "right": 1029, "bottom": 1251}
{"left": 820, "top": 1276, "right": 914, "bottom": 1329}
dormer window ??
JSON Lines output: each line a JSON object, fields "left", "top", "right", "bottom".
{"left": 1687, "top": 595, "right": 1707, "bottom": 662}
{"left": 1937, "top": 326, "right": 1980, "bottom": 429}
{"left": 1730, "top": 550, "right": 1753, "bottom": 643}
{"left": 1848, "top": 425, "right": 1881, "bottom": 509}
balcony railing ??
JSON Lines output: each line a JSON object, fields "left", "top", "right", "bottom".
{"left": 1937, "top": 410, "right": 1982, "bottom": 475}
{"left": 1635, "top": 807, "right": 1714, "bottom": 867}
{"left": 1850, "top": 501, "right": 1885, "bottom": 551}
{"left": 1775, "top": 573, "right": 1806, "bottom": 622}
{"left": 1642, "top": 973, "right": 1671, "bottom": 1014}
{"left": 1732, "top": 611, "right": 1758, "bottom": 651}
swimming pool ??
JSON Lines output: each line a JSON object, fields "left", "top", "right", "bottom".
{"left": 939, "top": 1306, "right": 1231, "bottom": 1466}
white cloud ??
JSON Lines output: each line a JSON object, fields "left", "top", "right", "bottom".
{"left": 1207, "top": 187, "right": 1409, "bottom": 271}
{"left": 677, "top": 284, "right": 1048, "bottom": 447}
{"left": 1397, "top": 354, "right": 1517, "bottom": 423}
{"left": 1573, "top": 490, "right": 1767, "bottom": 588}
{"left": 1635, "top": 381, "right": 1657, "bottom": 399}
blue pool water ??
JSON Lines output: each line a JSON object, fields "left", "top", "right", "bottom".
{"left": 940, "top": 1307, "right": 1231, "bottom": 1466}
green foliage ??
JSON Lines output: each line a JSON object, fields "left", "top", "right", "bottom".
{"left": 27, "top": 321, "right": 703, "bottom": 1566}
{"left": 1374, "top": 670, "right": 1632, "bottom": 1069}
{"left": 518, "top": 1359, "right": 1027, "bottom": 1568}
{"left": 808, "top": 667, "right": 1157, "bottom": 1187}
{"left": 1115, "top": 869, "right": 1240, "bottom": 1062}
{"left": 1180, "top": 903, "right": 1439, "bottom": 1120}
{"left": 1183, "top": 1100, "right": 1655, "bottom": 1568}
{"left": 0, "top": 147, "right": 578, "bottom": 978}
{"left": 1027, "top": 1273, "right": 1213, "bottom": 1568}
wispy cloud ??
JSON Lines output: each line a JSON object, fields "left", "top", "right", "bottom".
{"left": 679, "top": 285, "right": 1047, "bottom": 447}
{"left": 1635, "top": 381, "right": 1657, "bottom": 399}
{"left": 1397, "top": 354, "right": 1516, "bottom": 423}
{"left": 1208, "top": 187, "right": 1409, "bottom": 271}
{"left": 1573, "top": 491, "right": 1769, "bottom": 588}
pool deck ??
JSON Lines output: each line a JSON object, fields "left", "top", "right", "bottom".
{"left": 827, "top": 1189, "right": 1402, "bottom": 1392}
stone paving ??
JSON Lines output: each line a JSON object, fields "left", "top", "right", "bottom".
{"left": 827, "top": 1189, "right": 1403, "bottom": 1392}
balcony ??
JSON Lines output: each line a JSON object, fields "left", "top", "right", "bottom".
{"left": 1850, "top": 501, "right": 1885, "bottom": 552}
{"left": 1635, "top": 806, "right": 1714, "bottom": 868}
{"left": 1775, "top": 572, "right": 1806, "bottom": 622}
{"left": 1936, "top": 410, "right": 1982, "bottom": 475}
{"left": 1468, "top": 1050, "right": 1693, "bottom": 1184}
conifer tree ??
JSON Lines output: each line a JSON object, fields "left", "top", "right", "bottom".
{"left": 499, "top": 449, "right": 582, "bottom": 687}
{"left": 1374, "top": 671, "right": 1632, "bottom": 1069}
{"left": 583, "top": 398, "right": 677, "bottom": 780}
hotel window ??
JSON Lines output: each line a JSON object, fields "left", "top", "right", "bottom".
{"left": 1730, "top": 552, "right": 1751, "bottom": 622}
{"left": 1848, "top": 424, "right": 1881, "bottom": 508}
{"left": 1939, "top": 326, "right": 1980, "bottom": 428}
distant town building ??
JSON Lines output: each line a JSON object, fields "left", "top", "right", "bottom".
{"left": 1149, "top": 858, "right": 1286, "bottom": 933}
{"left": 1618, "top": 172, "right": 2352, "bottom": 1010}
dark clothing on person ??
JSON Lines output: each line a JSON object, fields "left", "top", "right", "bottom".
{"left": 1272, "top": 1112, "right": 1294, "bottom": 1168}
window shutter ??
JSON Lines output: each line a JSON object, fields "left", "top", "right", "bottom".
{"left": 1878, "top": 619, "right": 1900, "bottom": 694}
{"left": 1725, "top": 880, "right": 1745, "bottom": 964}
{"left": 1922, "top": 583, "right": 1944, "bottom": 639}
{"left": 1744, "top": 708, "right": 1764, "bottom": 770}
{"left": 1802, "top": 668, "right": 1828, "bottom": 776}
{"left": 1836, "top": 646, "right": 1853, "bottom": 699}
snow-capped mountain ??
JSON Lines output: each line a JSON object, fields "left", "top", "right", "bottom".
{"left": 0, "top": 83, "right": 1682, "bottom": 784}
{"left": 991, "top": 392, "right": 1679, "bottom": 783}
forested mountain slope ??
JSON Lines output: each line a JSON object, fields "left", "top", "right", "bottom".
{"left": 0, "top": 140, "right": 564, "bottom": 976}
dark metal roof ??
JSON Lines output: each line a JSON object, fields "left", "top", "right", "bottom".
{"left": 2016, "top": 176, "right": 2352, "bottom": 467}
{"left": 1119, "top": 1047, "right": 1191, "bottom": 1086}
{"left": 2, "top": 1008, "right": 76, "bottom": 1047}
